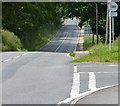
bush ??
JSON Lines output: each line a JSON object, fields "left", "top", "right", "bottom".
{"left": 70, "top": 51, "right": 75, "bottom": 57}
{"left": 1, "top": 30, "right": 23, "bottom": 51}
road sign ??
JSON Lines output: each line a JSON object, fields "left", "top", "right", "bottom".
{"left": 111, "top": 12, "right": 118, "bottom": 17}
{"left": 108, "top": 1, "right": 118, "bottom": 50}
{"left": 108, "top": 2, "right": 118, "bottom": 12}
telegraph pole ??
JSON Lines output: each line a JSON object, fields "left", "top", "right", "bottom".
{"left": 96, "top": 3, "right": 98, "bottom": 44}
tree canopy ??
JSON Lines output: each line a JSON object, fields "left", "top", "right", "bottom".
{"left": 2, "top": 2, "right": 120, "bottom": 49}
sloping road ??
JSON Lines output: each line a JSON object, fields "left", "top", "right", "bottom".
{"left": 2, "top": 18, "right": 80, "bottom": 104}
{"left": 40, "top": 19, "right": 80, "bottom": 53}
{"left": 2, "top": 18, "right": 118, "bottom": 104}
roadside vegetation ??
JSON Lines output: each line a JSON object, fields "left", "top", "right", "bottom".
{"left": 2, "top": 3, "right": 62, "bottom": 51}
{"left": 71, "top": 36, "right": 119, "bottom": 63}
{"left": 25, "top": 24, "right": 61, "bottom": 50}
{"left": 2, "top": 2, "right": 120, "bottom": 51}
{"left": 1, "top": 30, "right": 23, "bottom": 51}
{"left": 83, "top": 34, "right": 101, "bottom": 50}
{"left": 1, "top": 24, "right": 61, "bottom": 51}
{"left": 69, "top": 51, "right": 75, "bottom": 57}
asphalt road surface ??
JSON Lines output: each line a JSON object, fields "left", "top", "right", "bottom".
{"left": 40, "top": 19, "right": 80, "bottom": 53}
{"left": 75, "top": 64, "right": 118, "bottom": 94}
{"left": 2, "top": 18, "right": 118, "bottom": 104}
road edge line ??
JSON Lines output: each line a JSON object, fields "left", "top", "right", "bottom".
{"left": 70, "top": 84, "right": 119, "bottom": 105}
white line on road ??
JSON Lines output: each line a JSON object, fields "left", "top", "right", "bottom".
{"left": 77, "top": 64, "right": 118, "bottom": 68}
{"left": 107, "top": 64, "right": 118, "bottom": 67}
{"left": 74, "top": 66, "right": 77, "bottom": 73}
{"left": 88, "top": 72, "right": 96, "bottom": 90}
{"left": 70, "top": 72, "right": 80, "bottom": 98}
{"left": 1, "top": 52, "right": 32, "bottom": 63}
{"left": 54, "top": 32, "right": 68, "bottom": 52}
{"left": 78, "top": 72, "right": 117, "bottom": 74}
{"left": 21, "top": 53, "right": 27, "bottom": 56}
{"left": 67, "top": 53, "right": 70, "bottom": 57}
{"left": 3, "top": 59, "right": 11, "bottom": 62}
{"left": 13, "top": 56, "right": 20, "bottom": 59}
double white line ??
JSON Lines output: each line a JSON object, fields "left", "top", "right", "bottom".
{"left": 71, "top": 66, "right": 96, "bottom": 98}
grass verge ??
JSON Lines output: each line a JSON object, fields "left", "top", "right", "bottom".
{"left": 71, "top": 36, "right": 119, "bottom": 63}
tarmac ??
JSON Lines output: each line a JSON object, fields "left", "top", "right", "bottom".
{"left": 70, "top": 27, "right": 119, "bottom": 105}
{"left": 70, "top": 85, "right": 119, "bottom": 105}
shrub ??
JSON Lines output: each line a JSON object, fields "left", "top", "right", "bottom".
{"left": 70, "top": 51, "right": 75, "bottom": 57}
{"left": 1, "top": 30, "right": 23, "bottom": 51}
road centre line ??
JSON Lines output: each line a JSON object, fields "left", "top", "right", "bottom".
{"left": 54, "top": 32, "right": 69, "bottom": 52}
{"left": 12, "top": 56, "right": 20, "bottom": 59}
{"left": 88, "top": 72, "right": 96, "bottom": 90}
{"left": 1, "top": 52, "right": 32, "bottom": 63}
{"left": 2, "top": 59, "right": 11, "bottom": 62}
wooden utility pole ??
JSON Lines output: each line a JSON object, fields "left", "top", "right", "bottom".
{"left": 105, "top": 3, "right": 109, "bottom": 44}
{"left": 96, "top": 3, "right": 98, "bottom": 44}
{"left": 92, "top": 33, "right": 95, "bottom": 45}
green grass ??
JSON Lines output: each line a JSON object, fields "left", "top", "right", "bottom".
{"left": 71, "top": 36, "right": 119, "bottom": 63}
{"left": 69, "top": 51, "right": 75, "bottom": 57}
{"left": 1, "top": 30, "right": 24, "bottom": 51}
{"left": 83, "top": 34, "right": 101, "bottom": 50}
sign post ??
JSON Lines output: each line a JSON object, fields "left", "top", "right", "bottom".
{"left": 108, "top": 1, "right": 118, "bottom": 50}
{"left": 108, "top": 0, "right": 112, "bottom": 50}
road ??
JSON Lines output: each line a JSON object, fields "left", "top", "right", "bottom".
{"left": 73, "top": 64, "right": 118, "bottom": 94}
{"left": 2, "top": 18, "right": 118, "bottom": 104}
{"left": 40, "top": 19, "right": 80, "bottom": 53}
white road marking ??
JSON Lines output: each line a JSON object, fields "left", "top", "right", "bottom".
{"left": 107, "top": 64, "right": 118, "bottom": 67}
{"left": 78, "top": 72, "right": 117, "bottom": 74}
{"left": 77, "top": 64, "right": 118, "bottom": 68}
{"left": 88, "top": 72, "right": 96, "bottom": 90}
{"left": 1, "top": 52, "right": 33, "bottom": 63}
{"left": 13, "top": 56, "right": 20, "bottom": 59}
{"left": 21, "top": 53, "right": 27, "bottom": 56}
{"left": 54, "top": 32, "right": 69, "bottom": 52}
{"left": 3, "top": 59, "right": 11, "bottom": 62}
{"left": 74, "top": 66, "right": 77, "bottom": 73}
{"left": 70, "top": 72, "right": 80, "bottom": 98}
{"left": 58, "top": 63, "right": 117, "bottom": 104}
{"left": 67, "top": 53, "right": 70, "bottom": 57}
